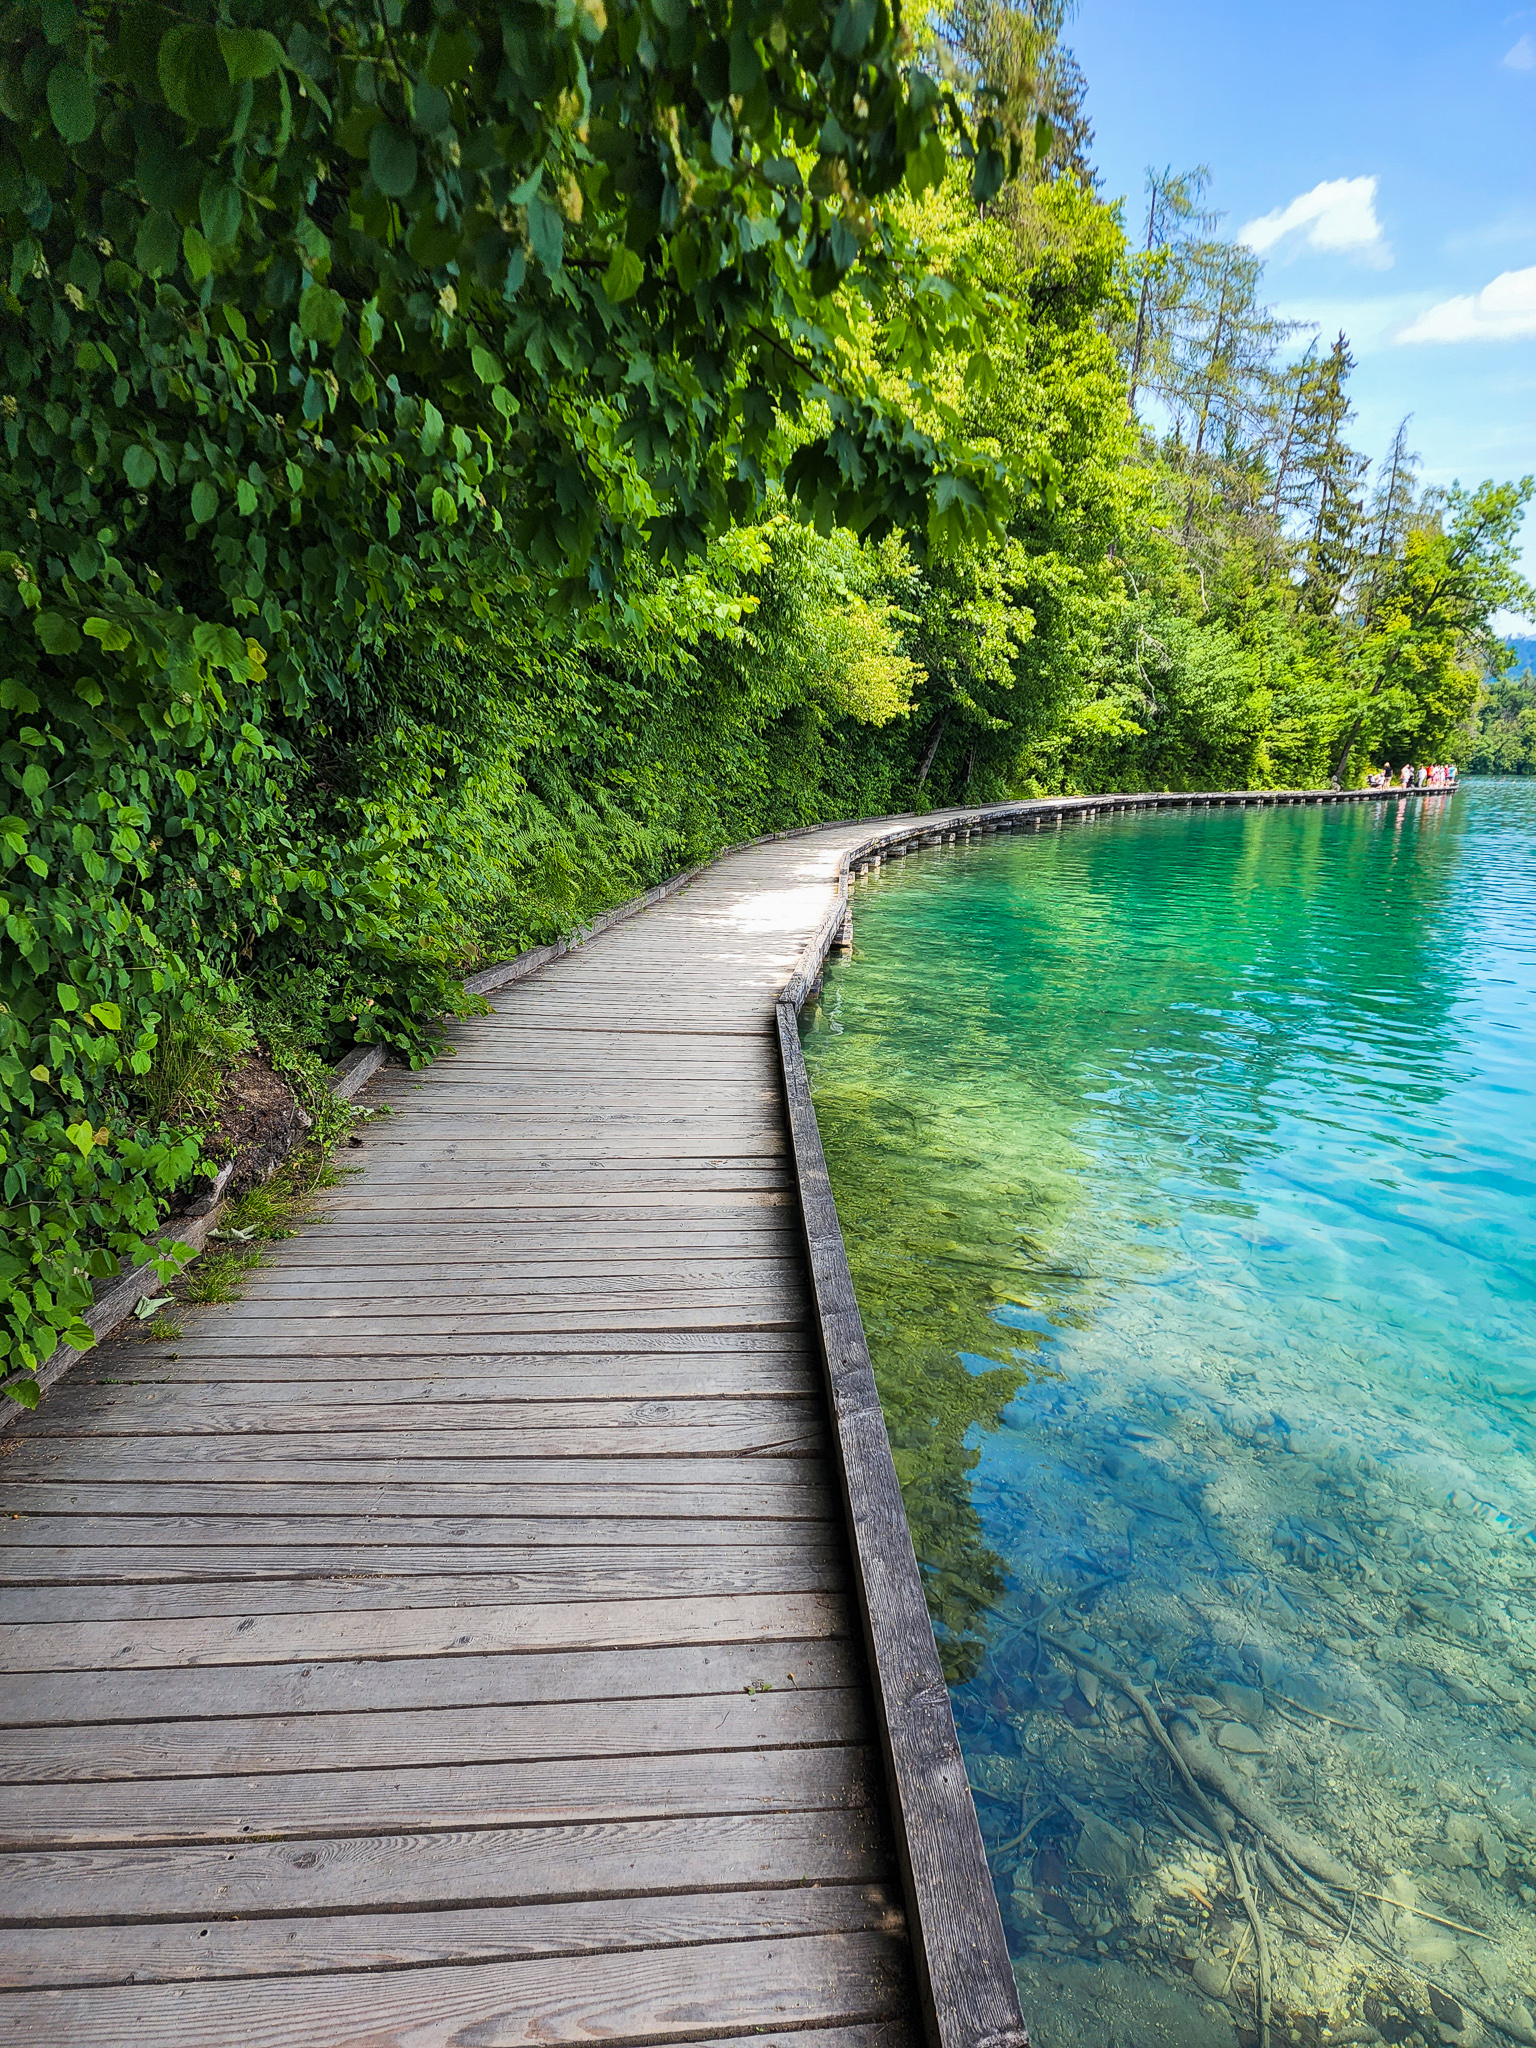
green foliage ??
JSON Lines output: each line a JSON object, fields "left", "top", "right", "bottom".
{"left": 1464, "top": 670, "right": 1536, "bottom": 775}
{"left": 0, "top": 0, "right": 1029, "bottom": 1396}
{"left": 130, "top": 999, "right": 254, "bottom": 1123}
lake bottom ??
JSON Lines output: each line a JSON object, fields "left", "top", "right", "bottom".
{"left": 804, "top": 786, "right": 1536, "bottom": 2048}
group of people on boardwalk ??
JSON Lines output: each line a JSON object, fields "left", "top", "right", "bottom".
{"left": 1365, "top": 763, "right": 1457, "bottom": 790}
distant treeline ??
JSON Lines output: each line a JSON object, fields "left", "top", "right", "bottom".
{"left": 1465, "top": 644, "right": 1536, "bottom": 774}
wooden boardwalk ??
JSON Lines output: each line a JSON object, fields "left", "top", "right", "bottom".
{"left": 0, "top": 785, "right": 1446, "bottom": 2046}
{"left": 0, "top": 811, "right": 1015, "bottom": 2048}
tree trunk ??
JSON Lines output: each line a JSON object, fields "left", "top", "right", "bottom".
{"left": 914, "top": 707, "right": 950, "bottom": 789}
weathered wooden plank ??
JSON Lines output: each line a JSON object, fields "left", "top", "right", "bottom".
{"left": 0, "top": 1741, "right": 879, "bottom": 1846}
{"left": 0, "top": 1479, "right": 835, "bottom": 1520}
{"left": 1, "top": 1512, "right": 833, "bottom": 1553}
{"left": 2, "top": 1882, "right": 904, "bottom": 1990}
{"left": 1, "top": 1637, "right": 855, "bottom": 1726}
{"left": 243, "top": 1252, "right": 800, "bottom": 1283}
{"left": 0, "top": 1588, "right": 849, "bottom": 1672}
{"left": 93, "top": 1308, "right": 811, "bottom": 1342}
{"left": 92, "top": 1326, "right": 805, "bottom": 1360}
{"left": 195, "top": 1263, "right": 799, "bottom": 1293}
{"left": 175, "top": 1286, "right": 806, "bottom": 1321}
{"left": 34, "top": 1365, "right": 815, "bottom": 1405}
{"left": 80, "top": 1328, "right": 811, "bottom": 1360}
{"left": 14, "top": 1395, "right": 819, "bottom": 1437}
{"left": 0, "top": 1549, "right": 844, "bottom": 1619}
{"left": 0, "top": 1931, "right": 910, "bottom": 2048}
{"left": 4, "top": 1807, "right": 894, "bottom": 1922}
{"left": 2, "top": 1446, "right": 830, "bottom": 1482}
{"left": 2, "top": 1684, "right": 865, "bottom": 1783}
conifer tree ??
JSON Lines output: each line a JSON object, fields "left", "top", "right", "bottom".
{"left": 1295, "top": 334, "right": 1369, "bottom": 614}
{"left": 1360, "top": 417, "right": 1420, "bottom": 622}
{"left": 1124, "top": 165, "right": 1214, "bottom": 416}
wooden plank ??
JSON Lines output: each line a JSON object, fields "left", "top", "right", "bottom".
{"left": 0, "top": 1512, "right": 834, "bottom": 1553}
{"left": 2, "top": 1684, "right": 866, "bottom": 1782}
{"left": 76, "top": 1329, "right": 811, "bottom": 1360}
{"left": 0, "top": 1806, "right": 896, "bottom": 1921}
{"left": 0, "top": 1931, "right": 910, "bottom": 2048}
{"left": 0, "top": 1741, "right": 879, "bottom": 1846}
{"left": 2, "top": 1446, "right": 830, "bottom": 1482}
{"left": 212, "top": 1296, "right": 806, "bottom": 1324}
{"left": 34, "top": 1363, "right": 815, "bottom": 1402}
{"left": 1, "top": 1637, "right": 856, "bottom": 1726}
{"left": 89, "top": 1327, "right": 806, "bottom": 1360}
{"left": 777, "top": 1004, "right": 1025, "bottom": 2048}
{"left": 2, "top": 1881, "right": 905, "bottom": 1990}
{"left": 244, "top": 1251, "right": 800, "bottom": 1279}
{"left": 0, "top": 1550, "right": 845, "bottom": 1620}
{"left": 0, "top": 1588, "right": 849, "bottom": 1672}
{"left": 234, "top": 1265, "right": 802, "bottom": 1297}
{"left": 15, "top": 1395, "right": 819, "bottom": 1437}
{"left": 0, "top": 1480, "right": 835, "bottom": 1520}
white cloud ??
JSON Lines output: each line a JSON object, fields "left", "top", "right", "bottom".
{"left": 1238, "top": 177, "right": 1390, "bottom": 264}
{"left": 1397, "top": 266, "right": 1536, "bottom": 343}
{"left": 1503, "top": 33, "right": 1536, "bottom": 68}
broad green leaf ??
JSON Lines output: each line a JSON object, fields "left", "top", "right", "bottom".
{"left": 369, "top": 124, "right": 419, "bottom": 199}
{"left": 4, "top": 1380, "right": 39, "bottom": 1411}
{"left": 175, "top": 769, "right": 197, "bottom": 798}
{"left": 298, "top": 283, "right": 346, "bottom": 347}
{"left": 236, "top": 479, "right": 258, "bottom": 515}
{"left": 123, "top": 444, "right": 157, "bottom": 489}
{"left": 527, "top": 197, "right": 564, "bottom": 277}
{"left": 69, "top": 537, "right": 103, "bottom": 582}
{"left": 157, "top": 23, "right": 231, "bottom": 127}
{"left": 134, "top": 210, "right": 180, "bottom": 277}
{"left": 190, "top": 481, "right": 219, "bottom": 523}
{"left": 471, "top": 345, "right": 505, "bottom": 386}
{"left": 83, "top": 617, "right": 132, "bottom": 651}
{"left": 89, "top": 1002, "right": 123, "bottom": 1031}
{"left": 431, "top": 487, "right": 458, "bottom": 525}
{"left": 218, "top": 26, "right": 285, "bottom": 81}
{"left": 200, "top": 177, "right": 241, "bottom": 248}
{"left": 192, "top": 622, "right": 247, "bottom": 667}
{"left": 182, "top": 226, "right": 213, "bottom": 283}
{"left": 46, "top": 63, "right": 96, "bottom": 144}
{"left": 35, "top": 612, "right": 82, "bottom": 657}
{"left": 21, "top": 764, "right": 49, "bottom": 799}
{"left": 426, "top": 27, "right": 475, "bottom": 85}
{"left": 604, "top": 246, "right": 645, "bottom": 302}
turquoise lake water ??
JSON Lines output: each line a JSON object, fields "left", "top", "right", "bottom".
{"left": 803, "top": 781, "right": 1536, "bottom": 2048}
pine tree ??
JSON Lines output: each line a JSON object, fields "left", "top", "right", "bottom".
{"left": 1359, "top": 417, "right": 1420, "bottom": 623}
{"left": 1294, "top": 334, "right": 1369, "bottom": 614}
{"left": 1125, "top": 166, "right": 1215, "bottom": 416}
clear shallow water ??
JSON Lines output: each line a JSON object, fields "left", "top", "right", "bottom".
{"left": 803, "top": 783, "right": 1536, "bottom": 2048}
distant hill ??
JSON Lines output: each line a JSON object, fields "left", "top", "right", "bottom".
{"left": 1506, "top": 636, "right": 1536, "bottom": 677}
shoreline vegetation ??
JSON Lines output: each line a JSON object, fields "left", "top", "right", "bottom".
{"left": 1, "top": 0, "right": 1532, "bottom": 1393}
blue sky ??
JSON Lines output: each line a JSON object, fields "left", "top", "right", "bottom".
{"left": 1070, "top": 0, "right": 1536, "bottom": 628}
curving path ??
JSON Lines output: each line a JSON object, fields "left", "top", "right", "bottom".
{"left": 0, "top": 786, "right": 1446, "bottom": 2045}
